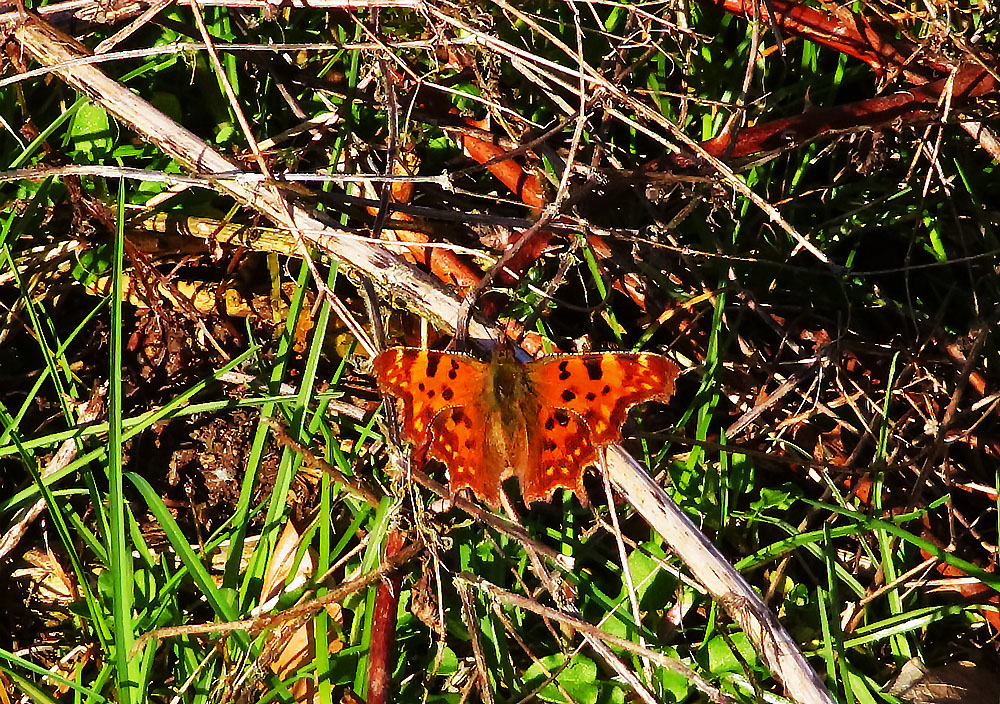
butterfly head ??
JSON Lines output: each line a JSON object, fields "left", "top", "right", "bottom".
{"left": 488, "top": 343, "right": 531, "bottom": 406}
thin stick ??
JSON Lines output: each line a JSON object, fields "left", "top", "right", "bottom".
{"left": 463, "top": 573, "right": 734, "bottom": 704}
{"left": 132, "top": 538, "right": 423, "bottom": 656}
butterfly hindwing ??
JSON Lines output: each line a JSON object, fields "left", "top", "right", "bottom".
{"left": 527, "top": 352, "right": 680, "bottom": 445}
{"left": 425, "top": 404, "right": 507, "bottom": 508}
{"left": 373, "top": 348, "right": 489, "bottom": 447}
{"left": 521, "top": 406, "right": 596, "bottom": 505}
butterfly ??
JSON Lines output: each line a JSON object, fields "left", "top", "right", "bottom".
{"left": 373, "top": 345, "right": 680, "bottom": 508}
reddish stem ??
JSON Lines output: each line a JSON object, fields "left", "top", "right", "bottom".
{"left": 367, "top": 531, "right": 407, "bottom": 704}
{"left": 656, "top": 1, "right": 1000, "bottom": 163}
{"left": 705, "top": 0, "right": 948, "bottom": 79}
{"left": 694, "top": 66, "right": 996, "bottom": 160}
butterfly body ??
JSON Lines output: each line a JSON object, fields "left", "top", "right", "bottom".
{"left": 373, "top": 346, "right": 679, "bottom": 508}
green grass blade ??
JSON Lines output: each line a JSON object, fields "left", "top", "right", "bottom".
{"left": 107, "top": 180, "right": 137, "bottom": 704}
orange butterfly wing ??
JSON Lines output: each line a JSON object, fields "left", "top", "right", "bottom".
{"left": 424, "top": 405, "right": 509, "bottom": 508}
{"left": 527, "top": 352, "right": 680, "bottom": 445}
{"left": 520, "top": 352, "right": 680, "bottom": 503}
{"left": 519, "top": 406, "right": 597, "bottom": 505}
{"left": 375, "top": 347, "right": 680, "bottom": 508}
{"left": 373, "top": 348, "right": 488, "bottom": 448}
{"left": 373, "top": 348, "right": 507, "bottom": 506}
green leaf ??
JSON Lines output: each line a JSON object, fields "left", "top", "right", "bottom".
{"left": 701, "top": 632, "right": 756, "bottom": 674}
{"left": 524, "top": 654, "right": 599, "bottom": 704}
{"left": 433, "top": 646, "right": 459, "bottom": 677}
{"left": 68, "top": 101, "right": 113, "bottom": 159}
{"left": 71, "top": 243, "right": 114, "bottom": 286}
{"left": 751, "top": 485, "right": 801, "bottom": 513}
{"left": 151, "top": 91, "right": 183, "bottom": 122}
{"left": 659, "top": 663, "right": 693, "bottom": 703}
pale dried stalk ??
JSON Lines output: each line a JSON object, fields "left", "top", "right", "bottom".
{"left": 13, "top": 15, "right": 494, "bottom": 348}
{"left": 0, "top": 388, "right": 106, "bottom": 563}
{"left": 606, "top": 446, "right": 834, "bottom": 704}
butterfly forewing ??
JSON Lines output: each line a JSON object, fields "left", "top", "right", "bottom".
{"left": 373, "top": 348, "right": 489, "bottom": 447}
{"left": 526, "top": 353, "right": 680, "bottom": 445}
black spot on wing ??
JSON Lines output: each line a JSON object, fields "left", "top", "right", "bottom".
{"left": 425, "top": 354, "right": 440, "bottom": 379}
{"left": 558, "top": 361, "right": 571, "bottom": 381}
{"left": 583, "top": 357, "right": 603, "bottom": 380}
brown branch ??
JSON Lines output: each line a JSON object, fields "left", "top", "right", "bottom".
{"left": 693, "top": 0, "right": 1000, "bottom": 160}
{"left": 704, "top": 0, "right": 948, "bottom": 80}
